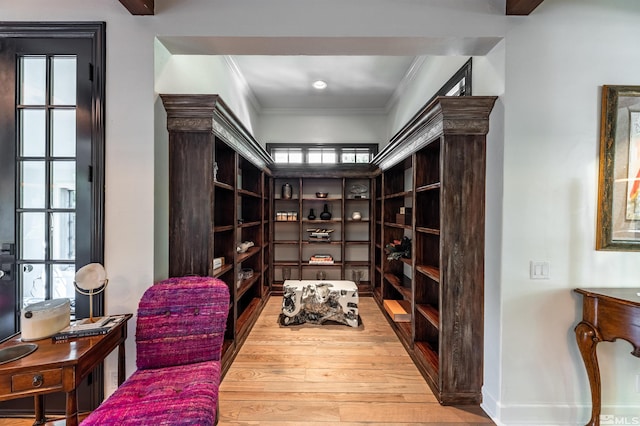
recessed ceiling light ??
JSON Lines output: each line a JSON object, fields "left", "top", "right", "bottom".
{"left": 312, "top": 80, "right": 328, "bottom": 90}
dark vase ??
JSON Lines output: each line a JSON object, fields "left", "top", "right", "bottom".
{"left": 320, "top": 204, "right": 332, "bottom": 220}
{"left": 308, "top": 209, "right": 316, "bottom": 220}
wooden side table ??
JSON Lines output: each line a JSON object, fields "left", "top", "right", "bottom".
{"left": 574, "top": 288, "right": 640, "bottom": 426}
{"left": 0, "top": 313, "right": 132, "bottom": 426}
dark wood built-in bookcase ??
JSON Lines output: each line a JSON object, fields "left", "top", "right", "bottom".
{"left": 270, "top": 167, "right": 377, "bottom": 296}
{"left": 161, "top": 93, "right": 496, "bottom": 406}
{"left": 373, "top": 96, "right": 497, "bottom": 405}
{"left": 161, "top": 94, "right": 272, "bottom": 372}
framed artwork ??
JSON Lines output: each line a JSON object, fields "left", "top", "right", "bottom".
{"left": 596, "top": 85, "right": 640, "bottom": 250}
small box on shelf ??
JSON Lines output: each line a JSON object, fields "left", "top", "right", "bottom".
{"left": 383, "top": 299, "right": 411, "bottom": 322}
{"left": 212, "top": 257, "right": 225, "bottom": 270}
{"left": 396, "top": 207, "right": 412, "bottom": 225}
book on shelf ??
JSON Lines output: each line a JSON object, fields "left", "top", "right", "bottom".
{"left": 309, "top": 254, "right": 334, "bottom": 264}
{"left": 52, "top": 315, "right": 126, "bottom": 343}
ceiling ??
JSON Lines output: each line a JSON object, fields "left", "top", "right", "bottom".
{"left": 158, "top": 35, "right": 502, "bottom": 112}
{"left": 229, "top": 55, "right": 420, "bottom": 111}
{"left": 141, "top": 0, "right": 543, "bottom": 111}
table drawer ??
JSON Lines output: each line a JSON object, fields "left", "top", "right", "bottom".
{"left": 12, "top": 368, "right": 63, "bottom": 392}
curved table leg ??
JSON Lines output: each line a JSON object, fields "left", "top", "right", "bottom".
{"left": 575, "top": 320, "right": 602, "bottom": 426}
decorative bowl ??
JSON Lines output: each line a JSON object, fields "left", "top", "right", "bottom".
{"left": 316, "top": 192, "right": 328, "bottom": 198}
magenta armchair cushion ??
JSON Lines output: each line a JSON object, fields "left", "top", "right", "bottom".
{"left": 81, "top": 361, "right": 221, "bottom": 425}
{"left": 136, "top": 276, "right": 230, "bottom": 369}
{"left": 81, "top": 276, "right": 230, "bottom": 426}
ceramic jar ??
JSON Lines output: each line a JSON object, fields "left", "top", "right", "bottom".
{"left": 320, "top": 204, "right": 332, "bottom": 220}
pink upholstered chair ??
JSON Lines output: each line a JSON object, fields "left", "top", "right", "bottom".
{"left": 81, "top": 276, "right": 230, "bottom": 426}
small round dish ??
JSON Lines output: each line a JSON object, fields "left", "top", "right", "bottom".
{"left": 242, "top": 268, "right": 254, "bottom": 279}
{"left": 316, "top": 192, "right": 328, "bottom": 198}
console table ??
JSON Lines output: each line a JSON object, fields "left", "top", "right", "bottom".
{"left": 574, "top": 288, "right": 640, "bottom": 426}
{"left": 281, "top": 280, "right": 359, "bottom": 327}
{"left": 0, "top": 313, "right": 132, "bottom": 425}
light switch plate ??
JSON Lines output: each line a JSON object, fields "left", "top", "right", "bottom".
{"left": 530, "top": 261, "right": 550, "bottom": 280}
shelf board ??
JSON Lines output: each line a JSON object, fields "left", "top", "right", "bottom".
{"left": 384, "top": 273, "right": 412, "bottom": 301}
{"left": 373, "top": 287, "right": 382, "bottom": 301}
{"left": 416, "top": 182, "right": 441, "bottom": 192}
{"left": 237, "top": 246, "right": 260, "bottom": 263}
{"left": 236, "top": 297, "right": 261, "bottom": 338}
{"left": 415, "top": 264, "right": 440, "bottom": 282}
{"left": 416, "top": 304, "right": 439, "bottom": 329}
{"left": 302, "top": 197, "right": 342, "bottom": 201}
{"left": 400, "top": 257, "right": 412, "bottom": 267}
{"left": 384, "top": 190, "right": 413, "bottom": 199}
{"left": 236, "top": 273, "right": 260, "bottom": 299}
{"left": 273, "top": 261, "right": 299, "bottom": 266}
{"left": 273, "top": 240, "right": 299, "bottom": 244}
{"left": 214, "top": 224, "right": 234, "bottom": 232}
{"left": 345, "top": 240, "right": 370, "bottom": 245}
{"left": 345, "top": 219, "right": 370, "bottom": 223}
{"left": 416, "top": 226, "right": 440, "bottom": 235}
{"left": 302, "top": 240, "right": 342, "bottom": 245}
{"left": 274, "top": 197, "right": 300, "bottom": 201}
{"left": 384, "top": 222, "right": 412, "bottom": 230}
{"left": 212, "top": 263, "right": 233, "bottom": 278}
{"left": 214, "top": 181, "right": 234, "bottom": 191}
{"left": 396, "top": 321, "right": 412, "bottom": 344}
{"left": 414, "top": 341, "right": 439, "bottom": 375}
{"left": 238, "top": 188, "right": 261, "bottom": 198}
{"left": 238, "top": 220, "right": 261, "bottom": 228}
{"left": 303, "top": 219, "right": 343, "bottom": 223}
{"left": 344, "top": 260, "right": 370, "bottom": 267}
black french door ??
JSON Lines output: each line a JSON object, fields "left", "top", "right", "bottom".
{"left": 0, "top": 22, "right": 105, "bottom": 416}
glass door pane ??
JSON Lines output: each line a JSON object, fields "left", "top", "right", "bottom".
{"left": 17, "top": 55, "right": 78, "bottom": 314}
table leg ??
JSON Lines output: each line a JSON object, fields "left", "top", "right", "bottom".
{"left": 65, "top": 389, "right": 78, "bottom": 426}
{"left": 32, "top": 395, "right": 45, "bottom": 425}
{"left": 575, "top": 320, "right": 602, "bottom": 426}
{"left": 118, "top": 340, "right": 126, "bottom": 386}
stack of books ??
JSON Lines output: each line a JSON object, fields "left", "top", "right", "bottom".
{"left": 307, "top": 228, "right": 334, "bottom": 242}
{"left": 309, "top": 254, "right": 334, "bottom": 265}
{"left": 52, "top": 315, "right": 126, "bottom": 343}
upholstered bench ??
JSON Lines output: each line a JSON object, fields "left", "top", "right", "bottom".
{"left": 280, "top": 280, "right": 359, "bottom": 327}
{"left": 81, "top": 276, "right": 230, "bottom": 426}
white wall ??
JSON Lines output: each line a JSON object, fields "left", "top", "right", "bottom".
{"left": 257, "top": 112, "right": 387, "bottom": 147}
{"left": 2, "top": 0, "right": 640, "bottom": 423}
{"left": 386, "top": 56, "right": 471, "bottom": 137}
{"left": 498, "top": 0, "right": 640, "bottom": 423}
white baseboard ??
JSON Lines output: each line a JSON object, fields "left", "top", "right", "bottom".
{"left": 480, "top": 395, "right": 640, "bottom": 425}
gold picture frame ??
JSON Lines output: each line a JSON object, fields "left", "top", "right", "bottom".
{"left": 596, "top": 85, "right": 640, "bottom": 250}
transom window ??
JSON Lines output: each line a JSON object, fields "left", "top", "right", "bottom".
{"left": 268, "top": 144, "right": 378, "bottom": 165}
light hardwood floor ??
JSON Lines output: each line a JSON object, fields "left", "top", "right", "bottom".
{"left": 0, "top": 297, "right": 495, "bottom": 425}
{"left": 218, "top": 297, "right": 494, "bottom": 425}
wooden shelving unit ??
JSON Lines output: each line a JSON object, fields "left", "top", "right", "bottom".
{"left": 373, "top": 96, "right": 497, "bottom": 405}
{"left": 160, "top": 92, "right": 496, "bottom": 406}
{"left": 270, "top": 171, "right": 376, "bottom": 295}
{"left": 161, "top": 94, "right": 273, "bottom": 373}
